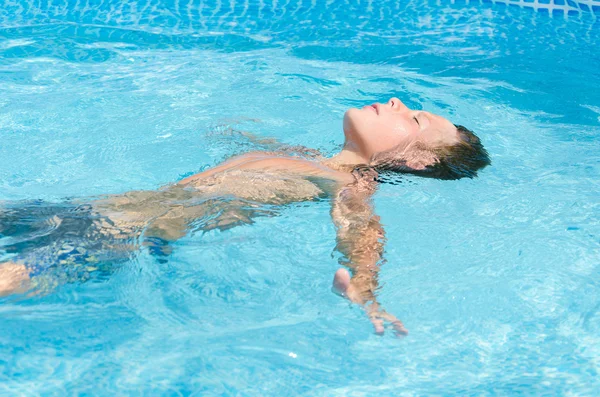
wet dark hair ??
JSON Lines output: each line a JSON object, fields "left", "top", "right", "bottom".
{"left": 372, "top": 125, "right": 491, "bottom": 180}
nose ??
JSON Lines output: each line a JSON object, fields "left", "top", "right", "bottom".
{"left": 388, "top": 97, "right": 409, "bottom": 112}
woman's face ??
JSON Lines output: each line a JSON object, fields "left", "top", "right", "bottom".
{"left": 343, "top": 98, "right": 459, "bottom": 161}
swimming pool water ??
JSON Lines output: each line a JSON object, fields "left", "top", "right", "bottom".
{"left": 1, "top": 0, "right": 599, "bottom": 395}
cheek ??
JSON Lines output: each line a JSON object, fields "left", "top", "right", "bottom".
{"left": 369, "top": 129, "right": 402, "bottom": 153}
{"left": 368, "top": 118, "right": 409, "bottom": 151}
{"left": 386, "top": 116, "right": 412, "bottom": 140}
{"left": 343, "top": 110, "right": 412, "bottom": 156}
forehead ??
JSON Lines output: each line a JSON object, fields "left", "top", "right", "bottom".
{"left": 423, "top": 111, "right": 455, "bottom": 131}
{"left": 421, "top": 111, "right": 459, "bottom": 145}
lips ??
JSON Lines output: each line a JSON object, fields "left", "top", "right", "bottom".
{"left": 363, "top": 103, "right": 379, "bottom": 114}
{"left": 363, "top": 104, "right": 379, "bottom": 114}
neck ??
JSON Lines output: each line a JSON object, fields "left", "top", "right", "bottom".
{"left": 322, "top": 146, "right": 370, "bottom": 173}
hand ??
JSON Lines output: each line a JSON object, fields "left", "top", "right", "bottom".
{"left": 332, "top": 268, "right": 408, "bottom": 336}
{"left": 367, "top": 303, "right": 409, "bottom": 337}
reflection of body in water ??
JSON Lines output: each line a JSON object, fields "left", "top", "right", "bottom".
{"left": 0, "top": 98, "right": 490, "bottom": 336}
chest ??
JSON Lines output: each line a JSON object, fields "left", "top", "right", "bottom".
{"left": 192, "top": 170, "right": 330, "bottom": 204}
{"left": 184, "top": 155, "right": 351, "bottom": 204}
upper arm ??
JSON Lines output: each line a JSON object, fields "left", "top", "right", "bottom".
{"left": 330, "top": 180, "right": 385, "bottom": 269}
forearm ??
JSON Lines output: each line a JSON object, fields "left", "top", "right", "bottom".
{"left": 330, "top": 182, "right": 408, "bottom": 335}
{"left": 331, "top": 184, "right": 385, "bottom": 304}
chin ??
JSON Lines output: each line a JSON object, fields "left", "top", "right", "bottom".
{"left": 343, "top": 107, "right": 359, "bottom": 121}
{"left": 343, "top": 109, "right": 360, "bottom": 139}
{"left": 343, "top": 107, "right": 366, "bottom": 133}
{"left": 342, "top": 108, "right": 373, "bottom": 152}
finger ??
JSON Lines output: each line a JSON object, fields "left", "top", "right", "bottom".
{"left": 370, "top": 316, "right": 385, "bottom": 335}
{"left": 378, "top": 311, "right": 409, "bottom": 337}
{"left": 391, "top": 320, "right": 408, "bottom": 337}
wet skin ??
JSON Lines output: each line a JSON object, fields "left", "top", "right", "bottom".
{"left": 0, "top": 98, "right": 460, "bottom": 336}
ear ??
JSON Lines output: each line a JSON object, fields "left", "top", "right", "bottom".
{"left": 402, "top": 148, "right": 439, "bottom": 171}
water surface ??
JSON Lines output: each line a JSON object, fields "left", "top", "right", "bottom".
{"left": 1, "top": 0, "right": 599, "bottom": 395}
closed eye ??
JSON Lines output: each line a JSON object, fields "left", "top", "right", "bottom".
{"left": 413, "top": 116, "right": 420, "bottom": 126}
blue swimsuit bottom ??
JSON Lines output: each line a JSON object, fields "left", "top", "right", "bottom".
{"left": 0, "top": 200, "right": 132, "bottom": 282}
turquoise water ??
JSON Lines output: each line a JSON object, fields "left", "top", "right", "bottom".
{"left": 1, "top": 0, "right": 600, "bottom": 395}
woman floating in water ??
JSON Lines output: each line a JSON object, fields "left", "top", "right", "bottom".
{"left": 0, "top": 98, "right": 489, "bottom": 335}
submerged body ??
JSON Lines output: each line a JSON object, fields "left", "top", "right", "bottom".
{"left": 2, "top": 152, "right": 347, "bottom": 271}
{"left": 95, "top": 151, "right": 354, "bottom": 241}
{"left": 0, "top": 97, "right": 490, "bottom": 335}
{"left": 0, "top": 150, "right": 402, "bottom": 333}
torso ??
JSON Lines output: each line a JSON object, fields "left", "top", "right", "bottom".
{"left": 178, "top": 152, "right": 354, "bottom": 201}
{"left": 92, "top": 152, "right": 355, "bottom": 228}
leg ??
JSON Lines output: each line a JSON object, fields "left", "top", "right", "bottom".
{"left": 0, "top": 201, "right": 136, "bottom": 294}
